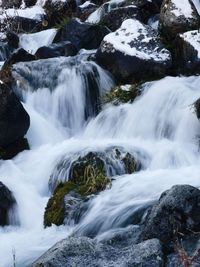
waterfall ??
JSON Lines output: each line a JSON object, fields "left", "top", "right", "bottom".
{"left": 1, "top": 53, "right": 200, "bottom": 266}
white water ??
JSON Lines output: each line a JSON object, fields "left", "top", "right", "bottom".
{"left": 1, "top": 54, "right": 200, "bottom": 266}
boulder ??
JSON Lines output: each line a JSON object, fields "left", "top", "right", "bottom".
{"left": 24, "top": 0, "right": 37, "bottom": 7}
{"left": 5, "top": 48, "right": 36, "bottom": 66}
{"left": 35, "top": 41, "right": 78, "bottom": 59}
{"left": 0, "top": 138, "right": 29, "bottom": 160}
{"left": 6, "top": 31, "right": 19, "bottom": 49}
{"left": 44, "top": 0, "right": 77, "bottom": 26}
{"left": 175, "top": 30, "right": 200, "bottom": 74}
{"left": 140, "top": 185, "right": 200, "bottom": 250}
{"left": 1, "top": 0, "right": 22, "bottom": 8}
{"left": 31, "top": 237, "right": 164, "bottom": 267}
{"left": 159, "top": 0, "right": 200, "bottom": 39}
{"left": 53, "top": 18, "right": 110, "bottom": 51}
{"left": 0, "top": 182, "right": 16, "bottom": 226}
{"left": 99, "top": 6, "right": 143, "bottom": 31}
{"left": 96, "top": 19, "right": 172, "bottom": 83}
{"left": 0, "top": 82, "right": 30, "bottom": 147}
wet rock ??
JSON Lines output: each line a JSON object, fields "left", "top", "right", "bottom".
{"left": 0, "top": 182, "right": 16, "bottom": 226}
{"left": 5, "top": 48, "right": 36, "bottom": 66}
{"left": 6, "top": 31, "right": 19, "bottom": 49}
{"left": 1, "top": 0, "right": 22, "bottom": 8}
{"left": 44, "top": 182, "right": 89, "bottom": 227}
{"left": 0, "top": 138, "right": 29, "bottom": 160}
{"left": 24, "top": 0, "right": 37, "bottom": 7}
{"left": 54, "top": 18, "right": 110, "bottom": 51}
{"left": 0, "top": 82, "right": 30, "bottom": 147}
{"left": 35, "top": 41, "right": 78, "bottom": 59}
{"left": 31, "top": 237, "right": 164, "bottom": 267}
{"left": 44, "top": 0, "right": 77, "bottom": 27}
{"left": 140, "top": 185, "right": 200, "bottom": 251}
{"left": 0, "top": 42, "right": 13, "bottom": 61}
{"left": 160, "top": 0, "right": 200, "bottom": 39}
{"left": 194, "top": 97, "right": 200, "bottom": 119}
{"left": 96, "top": 19, "right": 172, "bottom": 83}
{"left": 49, "top": 147, "right": 138, "bottom": 192}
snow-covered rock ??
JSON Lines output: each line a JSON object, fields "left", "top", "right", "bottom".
{"left": 96, "top": 19, "right": 172, "bottom": 83}
{"left": 176, "top": 30, "right": 200, "bottom": 74}
{"left": 160, "top": 0, "right": 200, "bottom": 39}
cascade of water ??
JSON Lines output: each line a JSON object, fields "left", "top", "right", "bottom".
{"left": 1, "top": 55, "right": 200, "bottom": 267}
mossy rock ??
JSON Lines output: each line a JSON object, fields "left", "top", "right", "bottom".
{"left": 44, "top": 162, "right": 110, "bottom": 227}
{"left": 103, "top": 83, "right": 141, "bottom": 105}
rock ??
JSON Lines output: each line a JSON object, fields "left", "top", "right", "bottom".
{"left": 140, "top": 185, "right": 200, "bottom": 250}
{"left": 194, "top": 97, "right": 200, "bottom": 119}
{"left": 49, "top": 147, "right": 138, "bottom": 192}
{"left": 44, "top": 182, "right": 88, "bottom": 227}
{"left": 9, "top": 16, "right": 46, "bottom": 34}
{"left": 31, "top": 237, "right": 164, "bottom": 267}
{"left": 0, "top": 82, "right": 30, "bottom": 147}
{"left": 44, "top": 0, "right": 77, "bottom": 27}
{"left": 0, "top": 42, "right": 13, "bottom": 61}
{"left": 103, "top": 83, "right": 141, "bottom": 105}
{"left": 77, "top": 2, "right": 98, "bottom": 21}
{"left": 6, "top": 48, "right": 36, "bottom": 66}
{"left": 1, "top": 0, "right": 22, "bottom": 8}
{"left": 159, "top": 0, "right": 200, "bottom": 39}
{"left": 99, "top": 6, "right": 143, "bottom": 31}
{"left": 0, "top": 138, "right": 29, "bottom": 160}
{"left": 96, "top": 19, "right": 172, "bottom": 83}
{"left": 35, "top": 41, "right": 78, "bottom": 59}
{"left": 0, "top": 182, "right": 16, "bottom": 226}
{"left": 24, "top": 0, "right": 37, "bottom": 7}
{"left": 175, "top": 30, "right": 200, "bottom": 74}
{"left": 54, "top": 18, "right": 110, "bottom": 51}
{"left": 6, "top": 31, "right": 19, "bottom": 49}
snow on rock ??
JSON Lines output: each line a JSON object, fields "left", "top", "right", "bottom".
{"left": 160, "top": 0, "right": 200, "bottom": 38}
{"left": 176, "top": 30, "right": 200, "bottom": 74}
{"left": 96, "top": 19, "right": 171, "bottom": 83}
{"left": 19, "top": 28, "right": 57, "bottom": 54}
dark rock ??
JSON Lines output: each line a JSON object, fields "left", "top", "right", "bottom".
{"left": 9, "top": 16, "right": 46, "bottom": 34}
{"left": 159, "top": 0, "right": 200, "bottom": 39}
{"left": 0, "top": 82, "right": 30, "bottom": 147}
{"left": 0, "top": 182, "right": 16, "bottom": 226}
{"left": 54, "top": 18, "right": 110, "bottom": 51}
{"left": 5, "top": 48, "right": 36, "bottom": 66}
{"left": 77, "top": 2, "right": 98, "bottom": 21}
{"left": 0, "top": 42, "right": 14, "bottom": 61}
{"left": 31, "top": 237, "right": 164, "bottom": 267}
{"left": 175, "top": 30, "right": 200, "bottom": 75}
{"left": 140, "top": 185, "right": 200, "bottom": 251}
{"left": 6, "top": 31, "right": 19, "bottom": 49}
{"left": 1, "top": 0, "right": 22, "bottom": 8}
{"left": 194, "top": 97, "right": 200, "bottom": 120}
{"left": 35, "top": 41, "right": 78, "bottom": 59}
{"left": 44, "top": 0, "right": 77, "bottom": 27}
{"left": 100, "top": 6, "right": 143, "bottom": 31}
{"left": 96, "top": 19, "right": 171, "bottom": 83}
{"left": 0, "top": 138, "right": 29, "bottom": 160}
{"left": 24, "top": 0, "right": 37, "bottom": 7}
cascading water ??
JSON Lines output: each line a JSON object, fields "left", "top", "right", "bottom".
{"left": 1, "top": 51, "right": 200, "bottom": 267}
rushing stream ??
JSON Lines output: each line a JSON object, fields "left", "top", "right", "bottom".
{"left": 1, "top": 52, "right": 200, "bottom": 266}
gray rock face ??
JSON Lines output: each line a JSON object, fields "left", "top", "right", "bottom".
{"left": 160, "top": 0, "right": 200, "bottom": 38}
{"left": 96, "top": 19, "right": 172, "bottom": 83}
{"left": 140, "top": 185, "right": 200, "bottom": 248}
{"left": 31, "top": 237, "right": 164, "bottom": 267}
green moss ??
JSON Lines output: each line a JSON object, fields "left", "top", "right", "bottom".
{"left": 122, "top": 153, "right": 137, "bottom": 174}
{"left": 44, "top": 181, "right": 76, "bottom": 227}
{"left": 55, "top": 16, "right": 72, "bottom": 29}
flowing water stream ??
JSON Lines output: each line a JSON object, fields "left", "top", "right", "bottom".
{"left": 1, "top": 52, "right": 200, "bottom": 266}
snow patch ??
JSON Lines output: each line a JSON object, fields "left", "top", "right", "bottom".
{"left": 171, "top": 0, "right": 194, "bottom": 19}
